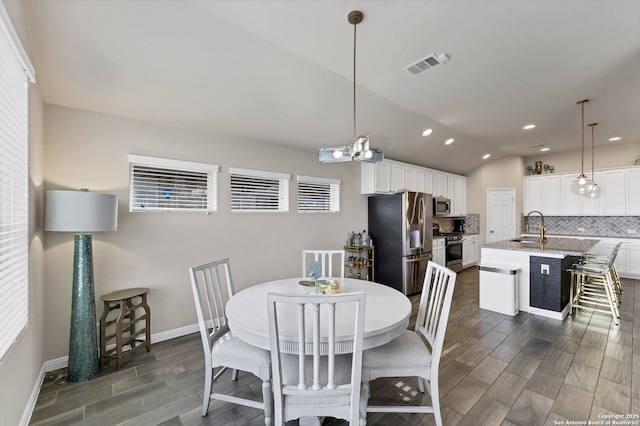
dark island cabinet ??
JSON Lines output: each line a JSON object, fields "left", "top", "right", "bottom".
{"left": 529, "top": 255, "right": 580, "bottom": 312}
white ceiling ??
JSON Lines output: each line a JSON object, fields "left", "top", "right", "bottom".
{"left": 23, "top": 0, "right": 640, "bottom": 175}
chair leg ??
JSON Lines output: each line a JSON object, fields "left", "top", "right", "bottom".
{"left": 202, "top": 364, "right": 213, "bottom": 416}
{"left": 262, "top": 379, "right": 272, "bottom": 426}
{"left": 360, "top": 381, "right": 370, "bottom": 426}
{"left": 429, "top": 376, "right": 442, "bottom": 426}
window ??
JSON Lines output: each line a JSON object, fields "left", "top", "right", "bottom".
{"left": 0, "top": 4, "right": 35, "bottom": 361}
{"left": 297, "top": 175, "right": 340, "bottom": 213}
{"left": 230, "top": 167, "right": 290, "bottom": 212}
{"left": 129, "top": 155, "right": 219, "bottom": 212}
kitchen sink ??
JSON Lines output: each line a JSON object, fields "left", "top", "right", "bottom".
{"left": 510, "top": 238, "right": 541, "bottom": 244}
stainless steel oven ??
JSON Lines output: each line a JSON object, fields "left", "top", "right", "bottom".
{"left": 445, "top": 234, "right": 463, "bottom": 272}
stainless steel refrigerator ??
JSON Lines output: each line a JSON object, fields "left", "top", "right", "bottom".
{"left": 368, "top": 191, "right": 433, "bottom": 295}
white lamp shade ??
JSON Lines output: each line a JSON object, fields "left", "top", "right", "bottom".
{"left": 45, "top": 190, "right": 118, "bottom": 232}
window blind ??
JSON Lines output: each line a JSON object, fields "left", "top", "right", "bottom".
{"left": 0, "top": 4, "right": 34, "bottom": 361}
{"left": 230, "top": 167, "right": 290, "bottom": 212}
{"left": 129, "top": 155, "right": 218, "bottom": 212}
{"left": 297, "top": 175, "right": 340, "bottom": 213}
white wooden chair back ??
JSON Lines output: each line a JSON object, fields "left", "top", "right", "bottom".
{"left": 414, "top": 261, "right": 457, "bottom": 372}
{"left": 267, "top": 291, "right": 366, "bottom": 425}
{"left": 302, "top": 249, "right": 346, "bottom": 279}
{"left": 189, "top": 259, "right": 235, "bottom": 361}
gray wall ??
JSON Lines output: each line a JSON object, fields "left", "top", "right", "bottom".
{"left": 43, "top": 104, "right": 368, "bottom": 360}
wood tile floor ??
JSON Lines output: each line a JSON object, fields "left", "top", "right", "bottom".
{"left": 30, "top": 267, "right": 640, "bottom": 425}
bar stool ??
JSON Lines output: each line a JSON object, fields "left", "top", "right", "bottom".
{"left": 99, "top": 287, "right": 151, "bottom": 369}
{"left": 568, "top": 244, "right": 621, "bottom": 325}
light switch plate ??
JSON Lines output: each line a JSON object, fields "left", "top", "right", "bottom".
{"left": 541, "top": 264, "right": 550, "bottom": 275}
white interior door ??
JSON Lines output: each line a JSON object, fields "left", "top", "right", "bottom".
{"left": 487, "top": 189, "right": 516, "bottom": 243}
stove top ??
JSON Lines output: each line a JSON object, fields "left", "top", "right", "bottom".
{"left": 436, "top": 232, "right": 463, "bottom": 241}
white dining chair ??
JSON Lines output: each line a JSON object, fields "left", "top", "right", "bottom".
{"left": 267, "top": 291, "right": 366, "bottom": 425}
{"left": 302, "top": 249, "right": 346, "bottom": 279}
{"left": 361, "top": 261, "right": 457, "bottom": 426}
{"left": 189, "top": 258, "right": 273, "bottom": 425}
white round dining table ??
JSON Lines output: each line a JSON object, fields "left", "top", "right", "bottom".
{"left": 226, "top": 277, "right": 412, "bottom": 355}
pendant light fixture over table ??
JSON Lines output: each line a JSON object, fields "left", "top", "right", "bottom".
{"left": 319, "top": 11, "right": 384, "bottom": 163}
{"left": 586, "top": 122, "right": 601, "bottom": 199}
{"left": 570, "top": 99, "right": 594, "bottom": 196}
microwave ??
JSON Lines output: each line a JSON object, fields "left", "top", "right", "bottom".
{"left": 433, "top": 197, "right": 451, "bottom": 216}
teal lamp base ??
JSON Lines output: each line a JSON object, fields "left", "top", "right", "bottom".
{"left": 67, "top": 233, "right": 99, "bottom": 382}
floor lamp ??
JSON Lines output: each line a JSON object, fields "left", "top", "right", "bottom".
{"left": 45, "top": 189, "right": 118, "bottom": 382}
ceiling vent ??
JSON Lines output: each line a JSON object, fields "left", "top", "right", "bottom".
{"left": 404, "top": 53, "right": 449, "bottom": 76}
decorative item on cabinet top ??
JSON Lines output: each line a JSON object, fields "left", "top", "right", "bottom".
{"left": 526, "top": 163, "right": 554, "bottom": 175}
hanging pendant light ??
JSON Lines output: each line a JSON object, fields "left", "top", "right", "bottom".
{"left": 570, "top": 99, "right": 594, "bottom": 195}
{"left": 585, "top": 122, "right": 601, "bottom": 199}
{"left": 319, "top": 10, "right": 384, "bottom": 163}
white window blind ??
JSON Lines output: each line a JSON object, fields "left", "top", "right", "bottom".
{"left": 297, "top": 175, "right": 340, "bottom": 213}
{"left": 0, "top": 3, "right": 34, "bottom": 361}
{"left": 230, "top": 167, "right": 290, "bottom": 212}
{"left": 129, "top": 155, "right": 219, "bottom": 212}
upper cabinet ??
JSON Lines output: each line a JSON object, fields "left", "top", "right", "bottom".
{"left": 432, "top": 172, "right": 448, "bottom": 198}
{"left": 524, "top": 166, "right": 640, "bottom": 216}
{"left": 523, "top": 175, "right": 560, "bottom": 215}
{"left": 362, "top": 160, "right": 467, "bottom": 216}
{"left": 628, "top": 168, "right": 640, "bottom": 215}
{"left": 600, "top": 169, "right": 626, "bottom": 215}
{"left": 450, "top": 175, "right": 467, "bottom": 216}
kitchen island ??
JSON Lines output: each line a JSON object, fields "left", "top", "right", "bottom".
{"left": 480, "top": 237, "right": 599, "bottom": 320}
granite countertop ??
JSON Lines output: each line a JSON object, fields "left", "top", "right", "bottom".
{"left": 482, "top": 237, "right": 599, "bottom": 256}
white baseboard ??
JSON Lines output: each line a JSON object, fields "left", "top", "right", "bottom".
{"left": 19, "top": 363, "right": 47, "bottom": 426}
{"left": 23, "top": 323, "right": 200, "bottom": 425}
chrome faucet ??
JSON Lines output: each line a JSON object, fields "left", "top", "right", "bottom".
{"left": 526, "top": 210, "right": 546, "bottom": 242}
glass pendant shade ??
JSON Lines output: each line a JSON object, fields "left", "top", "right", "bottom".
{"left": 586, "top": 183, "right": 601, "bottom": 199}
{"left": 570, "top": 173, "right": 594, "bottom": 195}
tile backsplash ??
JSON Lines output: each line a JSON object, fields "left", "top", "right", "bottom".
{"left": 524, "top": 216, "right": 640, "bottom": 239}
{"left": 433, "top": 213, "right": 480, "bottom": 234}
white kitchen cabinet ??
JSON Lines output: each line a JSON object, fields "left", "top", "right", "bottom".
{"left": 390, "top": 162, "right": 407, "bottom": 192}
{"left": 451, "top": 175, "right": 467, "bottom": 216}
{"left": 405, "top": 166, "right": 425, "bottom": 193}
{"left": 627, "top": 168, "right": 640, "bottom": 215}
{"left": 600, "top": 169, "right": 626, "bottom": 215}
{"left": 626, "top": 244, "right": 640, "bottom": 278}
{"left": 424, "top": 170, "right": 433, "bottom": 195}
{"left": 432, "top": 172, "right": 448, "bottom": 198}
{"left": 463, "top": 235, "right": 479, "bottom": 267}
{"left": 433, "top": 238, "right": 446, "bottom": 267}
{"left": 361, "top": 162, "right": 391, "bottom": 194}
{"left": 523, "top": 175, "right": 560, "bottom": 215}
{"left": 361, "top": 160, "right": 466, "bottom": 202}
{"left": 541, "top": 175, "right": 560, "bottom": 215}
{"left": 524, "top": 176, "right": 543, "bottom": 213}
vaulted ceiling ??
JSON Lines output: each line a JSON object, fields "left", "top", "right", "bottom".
{"left": 23, "top": 0, "right": 640, "bottom": 174}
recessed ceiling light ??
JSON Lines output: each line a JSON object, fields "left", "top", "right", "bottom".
{"left": 445, "top": 138, "right": 454, "bottom": 145}
{"left": 523, "top": 124, "right": 536, "bottom": 130}
{"left": 482, "top": 154, "right": 491, "bottom": 160}
{"left": 540, "top": 147, "right": 550, "bottom": 152}
{"left": 422, "top": 129, "right": 433, "bottom": 137}
{"left": 609, "top": 137, "right": 622, "bottom": 141}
